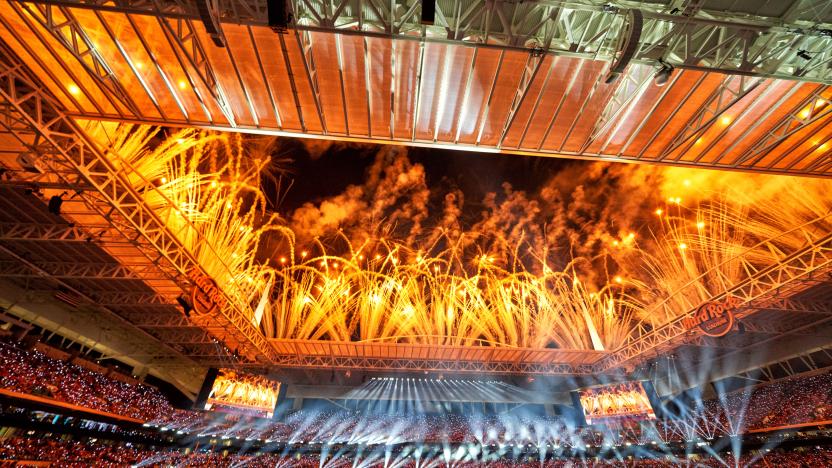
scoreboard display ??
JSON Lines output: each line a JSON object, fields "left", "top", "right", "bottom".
{"left": 578, "top": 381, "right": 656, "bottom": 424}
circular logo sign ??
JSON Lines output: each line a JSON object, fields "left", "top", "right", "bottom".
{"left": 682, "top": 296, "right": 741, "bottom": 338}
{"left": 188, "top": 268, "right": 228, "bottom": 317}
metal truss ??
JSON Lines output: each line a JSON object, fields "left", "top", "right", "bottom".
{"left": 86, "top": 290, "right": 176, "bottom": 306}
{"left": 739, "top": 319, "right": 829, "bottom": 336}
{"left": 0, "top": 247, "right": 199, "bottom": 365}
{"left": 150, "top": 327, "right": 215, "bottom": 344}
{"left": 0, "top": 41, "right": 275, "bottom": 363}
{"left": 750, "top": 297, "right": 832, "bottom": 316}
{"left": 674, "top": 299, "right": 832, "bottom": 347}
{"left": 686, "top": 335, "right": 744, "bottom": 349}
{"left": 9, "top": 1, "right": 141, "bottom": 116}
{"left": 730, "top": 344, "right": 832, "bottom": 384}
{"left": 120, "top": 312, "right": 192, "bottom": 328}
{"left": 0, "top": 260, "right": 171, "bottom": 281}
{"left": 656, "top": 74, "right": 764, "bottom": 161}
{"left": 18, "top": 0, "right": 832, "bottom": 84}
{"left": 599, "top": 224, "right": 832, "bottom": 372}
{"left": 0, "top": 222, "right": 118, "bottom": 243}
{"left": 266, "top": 353, "right": 594, "bottom": 376}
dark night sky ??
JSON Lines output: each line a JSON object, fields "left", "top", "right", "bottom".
{"left": 274, "top": 138, "right": 572, "bottom": 213}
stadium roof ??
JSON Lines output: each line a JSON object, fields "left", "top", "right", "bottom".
{"left": 0, "top": 0, "right": 831, "bottom": 175}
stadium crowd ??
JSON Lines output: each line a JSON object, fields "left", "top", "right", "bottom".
{"left": 0, "top": 341, "right": 174, "bottom": 420}
{"left": 1, "top": 435, "right": 832, "bottom": 467}
{"left": 2, "top": 336, "right": 832, "bottom": 462}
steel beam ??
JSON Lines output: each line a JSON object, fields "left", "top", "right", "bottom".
{"left": 752, "top": 297, "right": 832, "bottom": 316}
{"left": 599, "top": 218, "right": 832, "bottom": 372}
{"left": 0, "top": 260, "right": 171, "bottom": 281}
{"left": 14, "top": 0, "right": 832, "bottom": 84}
{"left": 266, "top": 353, "right": 595, "bottom": 376}
{"left": 0, "top": 222, "right": 118, "bottom": 243}
{"left": 88, "top": 290, "right": 176, "bottom": 306}
{"left": 0, "top": 40, "right": 275, "bottom": 363}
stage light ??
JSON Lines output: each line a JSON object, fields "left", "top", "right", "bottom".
{"left": 48, "top": 192, "right": 67, "bottom": 215}
{"left": 67, "top": 83, "right": 81, "bottom": 95}
{"left": 654, "top": 60, "right": 673, "bottom": 87}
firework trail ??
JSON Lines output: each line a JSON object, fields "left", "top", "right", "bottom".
{"left": 87, "top": 123, "right": 832, "bottom": 351}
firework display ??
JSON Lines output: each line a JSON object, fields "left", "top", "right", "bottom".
{"left": 78, "top": 122, "right": 831, "bottom": 354}
{"left": 0, "top": 117, "right": 828, "bottom": 465}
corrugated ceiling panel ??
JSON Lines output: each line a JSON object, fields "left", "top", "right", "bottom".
{"left": 515, "top": 56, "right": 584, "bottom": 151}
{"left": 309, "top": 32, "right": 347, "bottom": 135}
{"left": 367, "top": 37, "right": 394, "bottom": 138}
{"left": 455, "top": 48, "right": 503, "bottom": 145}
{"left": 539, "top": 60, "right": 605, "bottom": 151}
{"left": 225, "top": 24, "right": 280, "bottom": 128}
{"left": 477, "top": 50, "right": 528, "bottom": 147}
{"left": 638, "top": 72, "right": 725, "bottom": 159}
{"left": 250, "top": 27, "right": 303, "bottom": 131}
{"left": 280, "top": 33, "right": 325, "bottom": 133}
{"left": 338, "top": 35, "right": 371, "bottom": 137}
{"left": 73, "top": 11, "right": 163, "bottom": 120}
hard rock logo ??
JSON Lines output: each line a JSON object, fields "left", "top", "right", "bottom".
{"left": 188, "top": 268, "right": 228, "bottom": 316}
{"left": 682, "top": 296, "right": 742, "bottom": 338}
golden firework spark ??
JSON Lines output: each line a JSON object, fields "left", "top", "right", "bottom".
{"left": 84, "top": 123, "right": 832, "bottom": 351}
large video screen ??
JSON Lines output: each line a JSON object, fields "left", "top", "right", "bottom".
{"left": 578, "top": 381, "right": 656, "bottom": 424}
{"left": 204, "top": 369, "right": 281, "bottom": 418}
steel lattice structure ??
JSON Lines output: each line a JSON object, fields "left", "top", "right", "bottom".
{"left": 0, "top": 0, "right": 829, "bottom": 175}
{"left": 14, "top": 0, "right": 832, "bottom": 83}
{"left": 597, "top": 220, "right": 832, "bottom": 372}
{"left": 0, "top": 39, "right": 275, "bottom": 363}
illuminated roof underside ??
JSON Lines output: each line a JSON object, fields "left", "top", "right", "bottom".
{"left": 0, "top": 0, "right": 831, "bottom": 176}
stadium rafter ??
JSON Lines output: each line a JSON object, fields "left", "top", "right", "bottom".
{"left": 599, "top": 222, "right": 832, "bottom": 373}
{"left": 0, "top": 0, "right": 830, "bottom": 175}
{"left": 0, "top": 40, "right": 276, "bottom": 364}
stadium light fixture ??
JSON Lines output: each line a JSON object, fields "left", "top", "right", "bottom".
{"left": 176, "top": 295, "right": 192, "bottom": 317}
{"left": 48, "top": 193, "right": 67, "bottom": 215}
{"left": 654, "top": 59, "right": 674, "bottom": 87}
